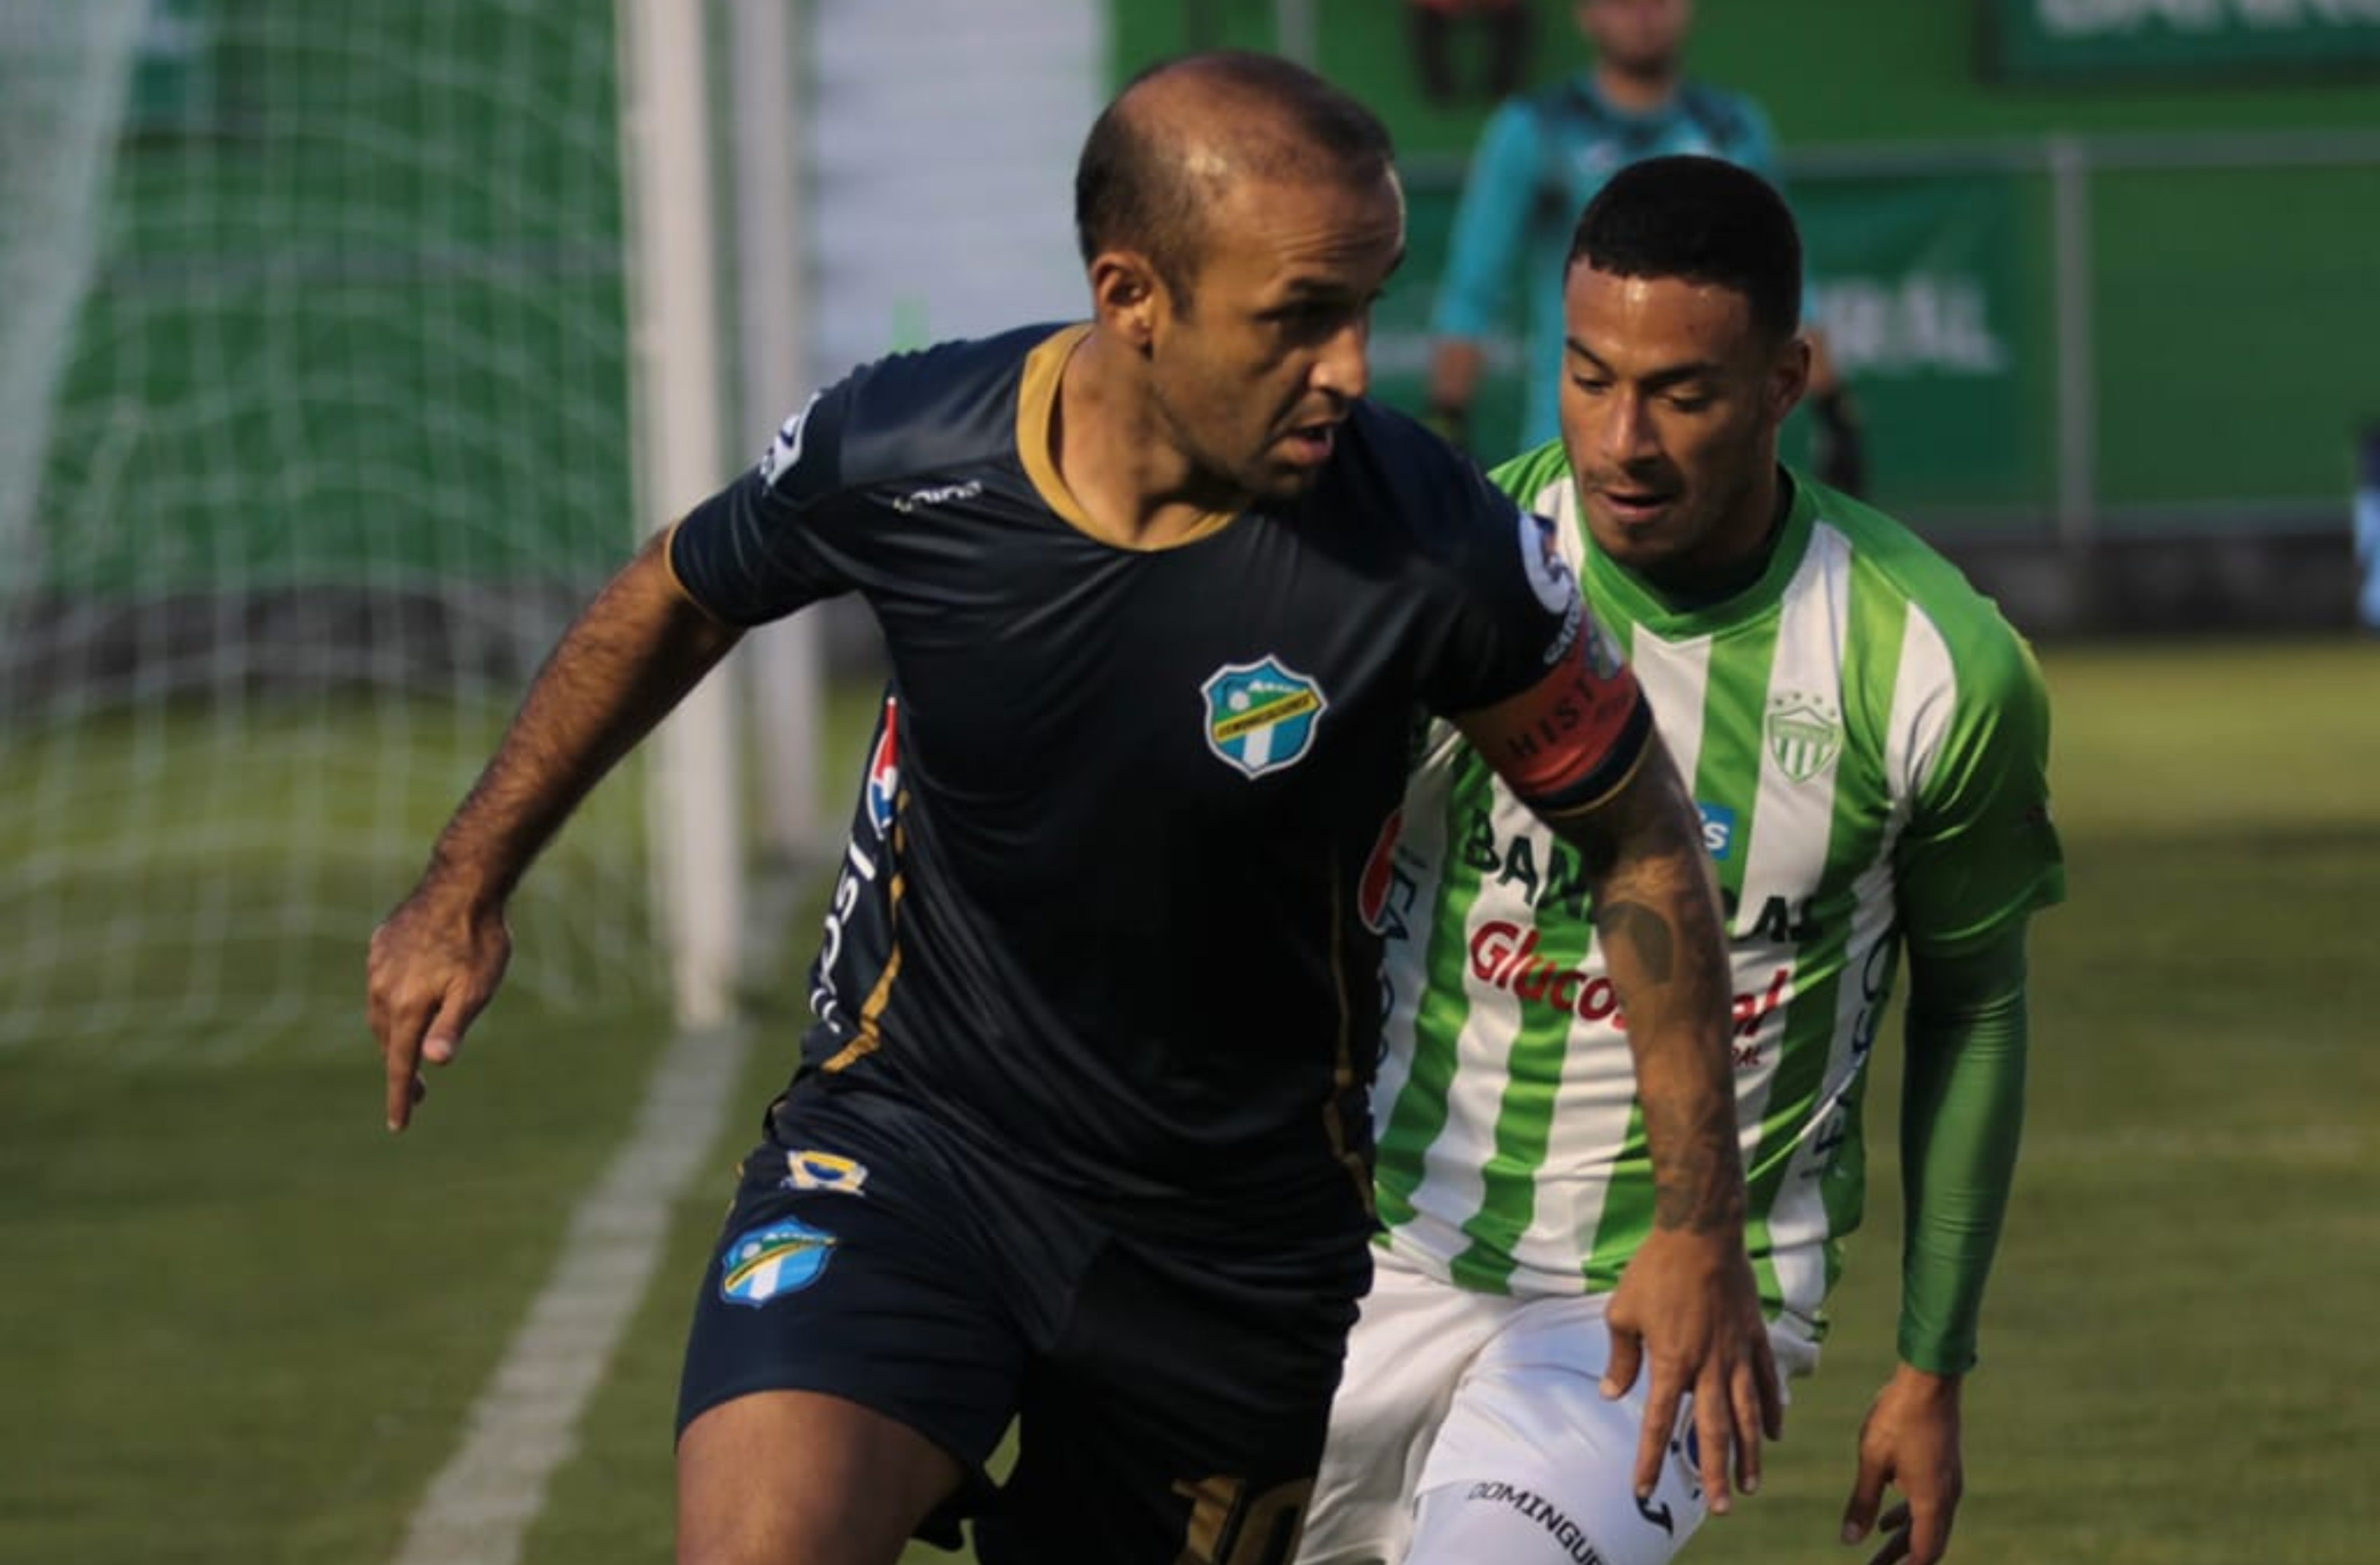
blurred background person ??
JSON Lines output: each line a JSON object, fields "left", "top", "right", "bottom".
{"left": 1425, "top": 0, "right": 1864, "bottom": 494}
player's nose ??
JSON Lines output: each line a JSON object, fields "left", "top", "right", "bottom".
{"left": 1310, "top": 317, "right": 1371, "bottom": 404}
{"left": 1601, "top": 390, "right": 1662, "bottom": 465}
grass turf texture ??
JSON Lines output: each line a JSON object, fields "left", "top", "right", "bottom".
{"left": 0, "top": 640, "right": 2372, "bottom": 1564}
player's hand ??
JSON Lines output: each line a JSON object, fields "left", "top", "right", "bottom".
{"left": 1603, "top": 1224, "right": 1782, "bottom": 1514}
{"left": 365, "top": 885, "right": 511, "bottom": 1132}
{"left": 1840, "top": 1364, "right": 1964, "bottom": 1565}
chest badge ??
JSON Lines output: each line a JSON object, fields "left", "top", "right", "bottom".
{"left": 1765, "top": 691, "right": 1844, "bottom": 783}
{"left": 1201, "top": 656, "right": 1329, "bottom": 779}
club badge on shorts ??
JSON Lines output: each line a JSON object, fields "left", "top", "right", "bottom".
{"left": 719, "top": 1216, "right": 839, "bottom": 1307}
{"left": 1201, "top": 656, "right": 1328, "bottom": 780}
{"left": 781, "top": 1149, "right": 869, "bottom": 1196}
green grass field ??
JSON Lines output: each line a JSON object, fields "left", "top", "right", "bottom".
{"left": 0, "top": 638, "right": 2373, "bottom": 1564}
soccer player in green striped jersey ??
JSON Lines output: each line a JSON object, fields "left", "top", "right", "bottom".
{"left": 1302, "top": 157, "right": 2063, "bottom": 1565}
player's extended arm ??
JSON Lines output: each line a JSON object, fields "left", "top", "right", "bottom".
{"left": 1458, "top": 659, "right": 1782, "bottom": 1508}
{"left": 1553, "top": 737, "right": 1781, "bottom": 1510}
{"left": 366, "top": 529, "right": 744, "bottom": 1130}
{"left": 1840, "top": 922, "right": 2033, "bottom": 1565}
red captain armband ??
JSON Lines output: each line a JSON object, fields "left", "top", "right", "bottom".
{"left": 1454, "top": 629, "right": 1653, "bottom": 818}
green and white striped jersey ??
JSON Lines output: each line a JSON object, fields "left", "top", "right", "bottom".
{"left": 1371, "top": 450, "right": 2064, "bottom": 1338}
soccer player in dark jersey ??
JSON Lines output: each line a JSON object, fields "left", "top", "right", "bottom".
{"left": 367, "top": 51, "right": 1776, "bottom": 1565}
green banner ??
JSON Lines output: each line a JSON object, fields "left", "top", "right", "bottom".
{"left": 1987, "top": 0, "right": 2380, "bottom": 81}
{"left": 1794, "top": 171, "right": 2048, "bottom": 513}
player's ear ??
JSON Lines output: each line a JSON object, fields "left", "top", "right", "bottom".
{"left": 1769, "top": 334, "right": 1812, "bottom": 424}
{"left": 1089, "top": 251, "right": 1162, "bottom": 351}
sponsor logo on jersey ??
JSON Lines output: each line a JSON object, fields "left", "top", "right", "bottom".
{"left": 1698, "top": 801, "right": 1738, "bottom": 861}
{"left": 1517, "top": 510, "right": 1587, "bottom": 665}
{"left": 1765, "top": 691, "right": 1843, "bottom": 782}
{"left": 891, "top": 479, "right": 984, "bottom": 514}
{"left": 1456, "top": 809, "right": 1824, "bottom": 946}
{"left": 718, "top": 1216, "right": 839, "bottom": 1307}
{"left": 1200, "top": 657, "right": 1328, "bottom": 779}
{"left": 1519, "top": 510, "right": 1575, "bottom": 613}
{"left": 780, "top": 1149, "right": 868, "bottom": 1196}
{"left": 1463, "top": 1483, "right": 1609, "bottom": 1564}
{"left": 1469, "top": 919, "right": 1789, "bottom": 1046}
{"left": 863, "top": 696, "right": 900, "bottom": 839}
{"left": 757, "top": 390, "right": 822, "bottom": 489}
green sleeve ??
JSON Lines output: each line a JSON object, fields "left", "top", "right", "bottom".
{"left": 1896, "top": 923, "right": 2031, "bottom": 1374}
{"left": 1894, "top": 619, "right": 2064, "bottom": 958}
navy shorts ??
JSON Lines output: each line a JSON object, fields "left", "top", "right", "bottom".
{"left": 677, "top": 1080, "right": 1369, "bottom": 1564}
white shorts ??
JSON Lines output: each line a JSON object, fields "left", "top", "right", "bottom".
{"left": 1298, "top": 1246, "right": 1821, "bottom": 1565}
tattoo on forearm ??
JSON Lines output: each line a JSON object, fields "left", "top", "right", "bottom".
{"left": 1593, "top": 898, "right": 1675, "bottom": 984}
{"left": 1560, "top": 752, "right": 1749, "bottom": 1235}
{"left": 1593, "top": 858, "right": 1744, "bottom": 1237}
{"left": 1645, "top": 1093, "right": 1743, "bottom": 1234}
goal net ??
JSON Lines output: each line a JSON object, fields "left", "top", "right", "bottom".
{"left": 0, "top": 0, "right": 677, "bottom": 1054}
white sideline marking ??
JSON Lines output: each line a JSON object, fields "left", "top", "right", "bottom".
{"left": 388, "top": 1018, "right": 750, "bottom": 1565}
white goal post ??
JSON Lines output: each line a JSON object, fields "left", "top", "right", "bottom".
{"left": 619, "top": 0, "right": 829, "bottom": 1028}
{"left": 615, "top": 0, "right": 743, "bottom": 1030}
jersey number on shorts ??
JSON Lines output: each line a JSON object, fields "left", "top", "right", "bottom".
{"left": 1171, "top": 1475, "right": 1312, "bottom": 1565}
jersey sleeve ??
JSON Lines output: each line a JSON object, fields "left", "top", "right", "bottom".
{"left": 666, "top": 375, "right": 862, "bottom": 626}
{"left": 1429, "top": 99, "right": 1545, "bottom": 343}
{"left": 1420, "top": 467, "right": 1651, "bottom": 816}
{"left": 1894, "top": 624, "right": 2066, "bottom": 958}
{"left": 1896, "top": 928, "right": 2031, "bottom": 1375}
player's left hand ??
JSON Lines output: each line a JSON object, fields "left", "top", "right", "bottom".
{"left": 1840, "top": 1364, "right": 1965, "bottom": 1564}
{"left": 1602, "top": 1225, "right": 1781, "bottom": 1514}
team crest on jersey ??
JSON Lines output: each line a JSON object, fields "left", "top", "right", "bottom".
{"left": 1765, "top": 691, "right": 1844, "bottom": 782}
{"left": 1201, "top": 657, "right": 1328, "bottom": 779}
{"left": 780, "top": 1149, "right": 869, "bottom": 1196}
{"left": 863, "top": 696, "right": 900, "bottom": 838}
{"left": 719, "top": 1216, "right": 839, "bottom": 1307}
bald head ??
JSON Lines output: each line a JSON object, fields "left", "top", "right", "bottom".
{"left": 1075, "top": 50, "right": 1396, "bottom": 305}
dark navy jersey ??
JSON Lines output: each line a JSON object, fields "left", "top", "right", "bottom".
{"left": 669, "top": 323, "right": 1647, "bottom": 1248}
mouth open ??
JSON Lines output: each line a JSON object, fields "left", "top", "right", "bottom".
{"left": 1280, "top": 422, "right": 1337, "bottom": 465}
{"left": 1596, "top": 487, "right": 1676, "bottom": 527}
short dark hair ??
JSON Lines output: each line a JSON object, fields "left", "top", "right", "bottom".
{"left": 1074, "top": 50, "right": 1395, "bottom": 300}
{"left": 1566, "top": 155, "right": 1802, "bottom": 343}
